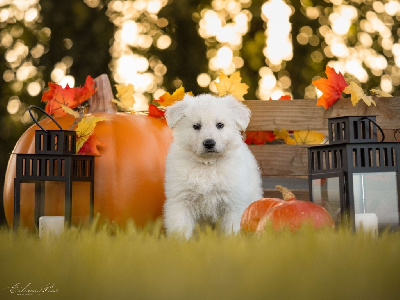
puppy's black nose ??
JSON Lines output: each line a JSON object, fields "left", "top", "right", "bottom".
{"left": 203, "top": 139, "right": 216, "bottom": 149}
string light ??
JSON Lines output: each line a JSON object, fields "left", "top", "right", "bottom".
{"left": 258, "top": 0, "right": 293, "bottom": 100}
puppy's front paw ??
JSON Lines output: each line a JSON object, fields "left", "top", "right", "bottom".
{"left": 164, "top": 203, "right": 195, "bottom": 239}
{"left": 221, "top": 210, "right": 242, "bottom": 235}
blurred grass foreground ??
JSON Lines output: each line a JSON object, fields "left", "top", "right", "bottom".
{"left": 1, "top": 221, "right": 400, "bottom": 299}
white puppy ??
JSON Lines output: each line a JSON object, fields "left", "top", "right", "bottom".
{"left": 163, "top": 94, "right": 263, "bottom": 239}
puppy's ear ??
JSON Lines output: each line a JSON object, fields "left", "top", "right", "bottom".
{"left": 165, "top": 97, "right": 188, "bottom": 128}
{"left": 225, "top": 95, "right": 251, "bottom": 131}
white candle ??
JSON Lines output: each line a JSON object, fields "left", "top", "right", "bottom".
{"left": 355, "top": 213, "right": 378, "bottom": 235}
{"left": 39, "top": 216, "right": 65, "bottom": 238}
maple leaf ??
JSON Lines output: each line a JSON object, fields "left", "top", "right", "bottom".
{"left": 154, "top": 86, "right": 190, "bottom": 107}
{"left": 268, "top": 95, "right": 292, "bottom": 100}
{"left": 75, "top": 116, "right": 107, "bottom": 153}
{"left": 343, "top": 82, "right": 376, "bottom": 106}
{"left": 370, "top": 89, "right": 392, "bottom": 97}
{"left": 112, "top": 83, "right": 135, "bottom": 111}
{"left": 245, "top": 131, "right": 276, "bottom": 145}
{"left": 74, "top": 75, "right": 97, "bottom": 105}
{"left": 312, "top": 66, "right": 348, "bottom": 109}
{"left": 78, "top": 134, "right": 106, "bottom": 156}
{"left": 42, "top": 75, "right": 97, "bottom": 117}
{"left": 43, "top": 84, "right": 77, "bottom": 117}
{"left": 215, "top": 72, "right": 249, "bottom": 101}
{"left": 293, "top": 130, "right": 325, "bottom": 145}
{"left": 274, "top": 129, "right": 296, "bottom": 145}
{"left": 148, "top": 104, "right": 165, "bottom": 118}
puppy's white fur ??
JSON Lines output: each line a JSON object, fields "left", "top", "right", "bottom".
{"left": 164, "top": 94, "right": 262, "bottom": 239}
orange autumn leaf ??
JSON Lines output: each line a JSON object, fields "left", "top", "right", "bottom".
{"left": 155, "top": 86, "right": 192, "bottom": 107}
{"left": 42, "top": 75, "right": 96, "bottom": 117}
{"left": 245, "top": 131, "right": 276, "bottom": 145}
{"left": 312, "top": 66, "right": 348, "bottom": 110}
{"left": 42, "top": 83, "right": 76, "bottom": 117}
{"left": 78, "top": 134, "right": 106, "bottom": 156}
{"left": 74, "top": 75, "right": 97, "bottom": 105}
{"left": 148, "top": 104, "right": 165, "bottom": 118}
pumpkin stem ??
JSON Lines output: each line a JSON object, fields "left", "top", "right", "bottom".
{"left": 275, "top": 185, "right": 296, "bottom": 201}
{"left": 87, "top": 74, "right": 117, "bottom": 113}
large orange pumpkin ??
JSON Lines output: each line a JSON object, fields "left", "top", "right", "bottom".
{"left": 3, "top": 75, "right": 173, "bottom": 229}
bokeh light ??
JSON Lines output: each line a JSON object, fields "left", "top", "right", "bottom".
{"left": 107, "top": 0, "right": 169, "bottom": 110}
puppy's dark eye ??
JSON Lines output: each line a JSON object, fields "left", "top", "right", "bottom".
{"left": 216, "top": 123, "right": 224, "bottom": 129}
{"left": 193, "top": 124, "right": 201, "bottom": 130}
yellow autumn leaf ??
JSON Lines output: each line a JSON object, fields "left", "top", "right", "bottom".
{"left": 60, "top": 104, "right": 80, "bottom": 118}
{"left": 156, "top": 86, "right": 193, "bottom": 107}
{"left": 76, "top": 116, "right": 107, "bottom": 153}
{"left": 112, "top": 83, "right": 135, "bottom": 111}
{"left": 294, "top": 130, "right": 325, "bottom": 145}
{"left": 343, "top": 82, "right": 376, "bottom": 106}
{"left": 370, "top": 89, "right": 392, "bottom": 97}
{"left": 274, "top": 129, "right": 296, "bottom": 145}
{"left": 215, "top": 72, "right": 249, "bottom": 101}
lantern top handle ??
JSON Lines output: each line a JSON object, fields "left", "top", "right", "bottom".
{"left": 28, "top": 105, "right": 63, "bottom": 132}
{"left": 327, "top": 115, "right": 385, "bottom": 144}
{"left": 359, "top": 116, "right": 385, "bottom": 142}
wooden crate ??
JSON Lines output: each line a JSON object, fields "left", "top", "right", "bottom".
{"left": 244, "top": 97, "right": 400, "bottom": 199}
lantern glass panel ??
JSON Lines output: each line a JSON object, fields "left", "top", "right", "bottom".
{"left": 353, "top": 172, "right": 399, "bottom": 229}
{"left": 311, "top": 177, "right": 341, "bottom": 225}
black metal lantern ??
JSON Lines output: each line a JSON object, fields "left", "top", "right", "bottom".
{"left": 308, "top": 116, "right": 400, "bottom": 231}
{"left": 13, "top": 106, "right": 95, "bottom": 230}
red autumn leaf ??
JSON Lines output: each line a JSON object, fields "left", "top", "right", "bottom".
{"left": 245, "top": 131, "right": 276, "bottom": 145}
{"left": 312, "top": 66, "right": 348, "bottom": 109}
{"left": 42, "top": 75, "right": 97, "bottom": 117}
{"left": 268, "top": 95, "right": 292, "bottom": 100}
{"left": 78, "top": 134, "right": 105, "bottom": 156}
{"left": 74, "top": 75, "right": 96, "bottom": 105}
{"left": 148, "top": 104, "right": 165, "bottom": 119}
{"left": 43, "top": 84, "right": 77, "bottom": 117}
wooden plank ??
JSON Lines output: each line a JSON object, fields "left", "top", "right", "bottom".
{"left": 249, "top": 145, "right": 309, "bottom": 177}
{"left": 244, "top": 97, "right": 400, "bottom": 131}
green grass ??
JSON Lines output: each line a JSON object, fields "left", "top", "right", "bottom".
{"left": 1, "top": 221, "right": 400, "bottom": 300}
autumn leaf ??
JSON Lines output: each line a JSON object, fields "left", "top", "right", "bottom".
{"left": 370, "top": 89, "right": 392, "bottom": 97}
{"left": 78, "top": 134, "right": 106, "bottom": 156}
{"left": 268, "top": 95, "right": 292, "bottom": 100}
{"left": 274, "top": 129, "right": 296, "bottom": 145}
{"left": 43, "top": 83, "right": 76, "bottom": 117}
{"left": 112, "top": 83, "right": 135, "bottom": 111}
{"left": 245, "top": 131, "right": 276, "bottom": 145}
{"left": 215, "top": 72, "right": 249, "bottom": 101}
{"left": 312, "top": 66, "right": 348, "bottom": 109}
{"left": 343, "top": 82, "right": 376, "bottom": 106}
{"left": 154, "top": 86, "right": 190, "bottom": 107}
{"left": 75, "top": 116, "right": 107, "bottom": 153}
{"left": 74, "top": 75, "right": 96, "bottom": 105}
{"left": 60, "top": 104, "right": 80, "bottom": 118}
{"left": 148, "top": 104, "right": 165, "bottom": 118}
{"left": 293, "top": 130, "right": 325, "bottom": 145}
{"left": 42, "top": 75, "right": 97, "bottom": 117}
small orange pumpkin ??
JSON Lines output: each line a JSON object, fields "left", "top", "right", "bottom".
{"left": 256, "top": 186, "right": 335, "bottom": 232}
{"left": 240, "top": 197, "right": 284, "bottom": 232}
{"left": 3, "top": 75, "right": 173, "bottom": 229}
